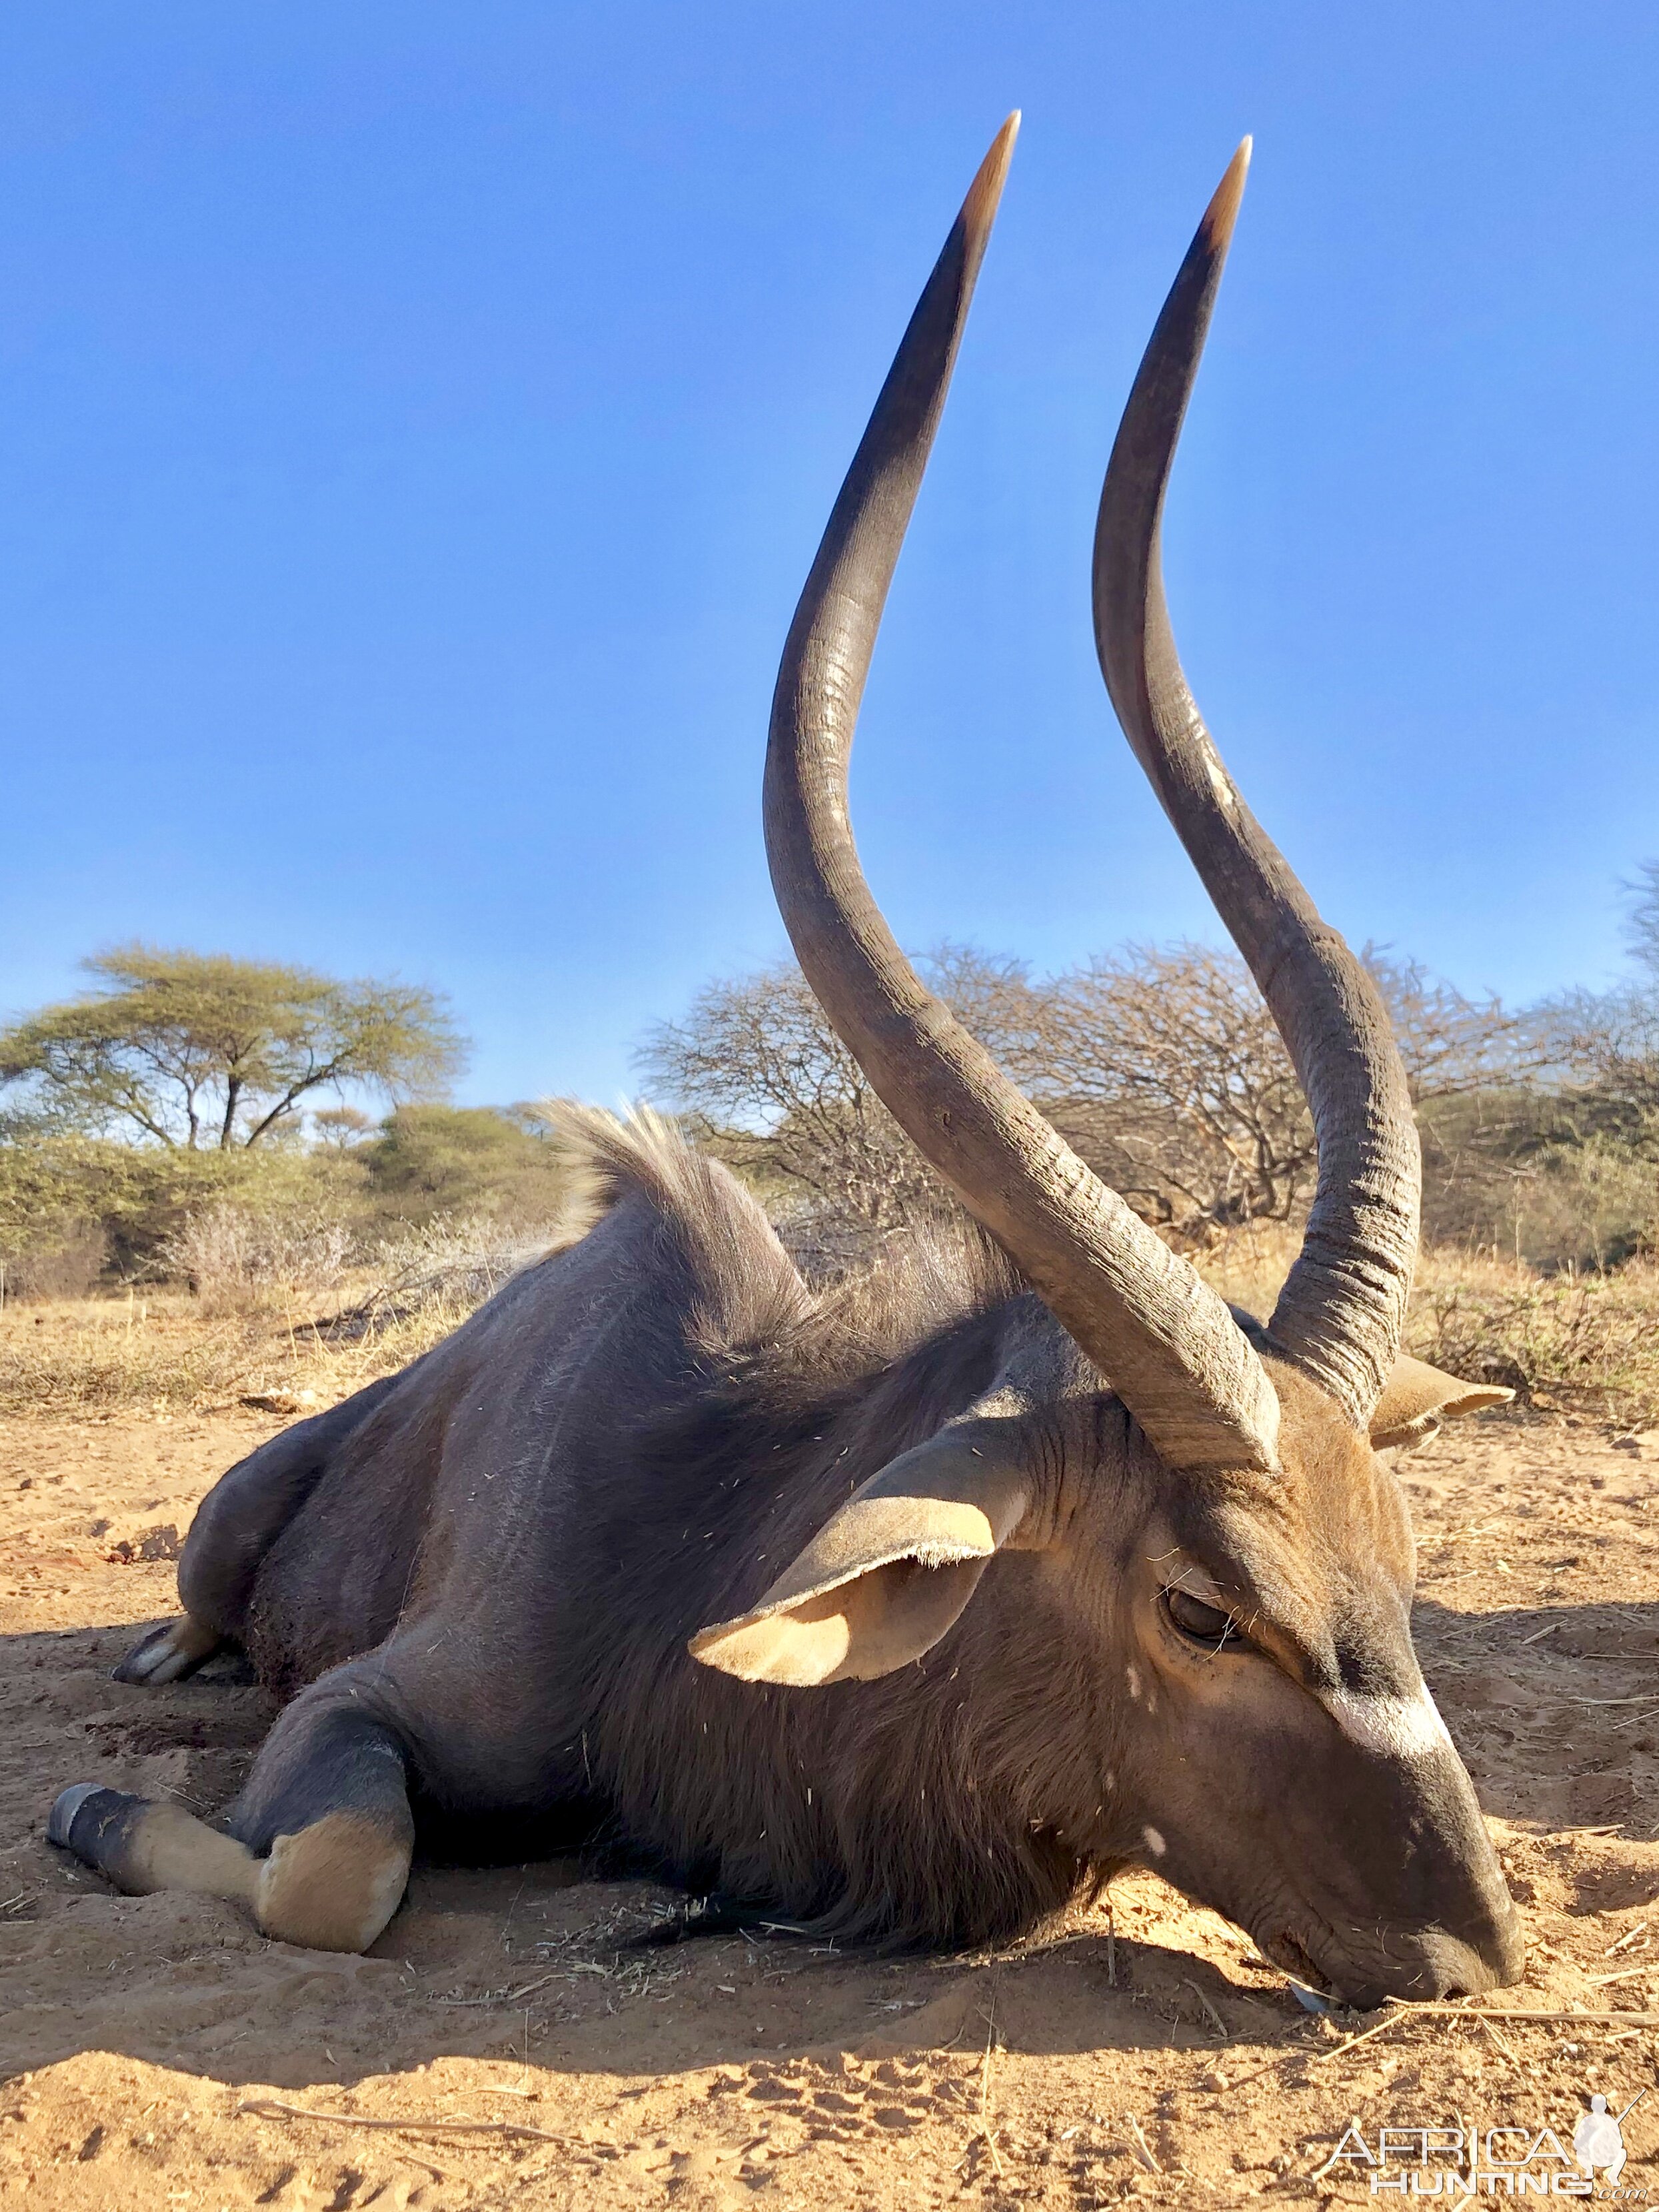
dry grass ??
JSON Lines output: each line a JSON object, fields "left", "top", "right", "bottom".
{"left": 1189, "top": 1217, "right": 1304, "bottom": 1321}
{"left": 0, "top": 1282, "right": 477, "bottom": 1417}
{"left": 0, "top": 1213, "right": 565, "bottom": 1418}
{"left": 1406, "top": 1247, "right": 1659, "bottom": 1428}
{"left": 9, "top": 1217, "right": 1659, "bottom": 1432}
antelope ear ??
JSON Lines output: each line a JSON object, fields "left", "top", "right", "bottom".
{"left": 689, "top": 1424, "right": 1032, "bottom": 1687}
{"left": 1369, "top": 1353, "right": 1514, "bottom": 1453}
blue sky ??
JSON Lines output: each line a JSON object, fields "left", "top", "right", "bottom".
{"left": 2, "top": 5, "right": 1656, "bottom": 1107}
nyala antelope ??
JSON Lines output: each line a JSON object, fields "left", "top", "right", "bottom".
{"left": 51, "top": 121, "right": 1523, "bottom": 2007}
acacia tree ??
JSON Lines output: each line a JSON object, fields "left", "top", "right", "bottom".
{"left": 639, "top": 961, "right": 936, "bottom": 1238}
{"left": 1360, "top": 950, "right": 1535, "bottom": 1104}
{"left": 641, "top": 944, "right": 1298, "bottom": 1248}
{"left": 0, "top": 945, "right": 465, "bottom": 1150}
{"left": 1520, "top": 867, "right": 1659, "bottom": 1143}
{"left": 644, "top": 942, "right": 1318, "bottom": 1248}
{"left": 1038, "top": 948, "right": 1538, "bottom": 1241}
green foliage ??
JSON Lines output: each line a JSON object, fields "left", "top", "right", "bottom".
{"left": 359, "top": 1105, "right": 567, "bottom": 1227}
{"left": 0, "top": 1101, "right": 373, "bottom": 1290}
{"left": 0, "top": 944, "right": 465, "bottom": 1150}
{"left": 10, "top": 890, "right": 1659, "bottom": 1310}
{"left": 0, "top": 1130, "right": 236, "bottom": 1287}
{"left": 1419, "top": 1087, "right": 1657, "bottom": 1270}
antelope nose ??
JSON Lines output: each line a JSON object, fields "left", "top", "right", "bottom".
{"left": 1422, "top": 1833, "right": 1528, "bottom": 1997}
{"left": 1467, "top": 1889, "right": 1528, "bottom": 1990}
{"left": 1329, "top": 1897, "right": 1526, "bottom": 2011}
{"left": 1410, "top": 1902, "right": 1526, "bottom": 2001}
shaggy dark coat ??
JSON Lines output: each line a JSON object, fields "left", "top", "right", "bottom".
{"left": 190, "top": 1113, "right": 1117, "bottom": 1946}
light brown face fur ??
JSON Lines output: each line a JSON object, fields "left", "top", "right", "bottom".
{"left": 1076, "top": 1364, "right": 1520, "bottom": 2005}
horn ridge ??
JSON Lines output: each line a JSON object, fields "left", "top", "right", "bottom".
{"left": 764, "top": 122, "right": 1282, "bottom": 1474}
{"left": 1091, "top": 145, "right": 1420, "bottom": 1428}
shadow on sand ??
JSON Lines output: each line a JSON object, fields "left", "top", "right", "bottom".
{"left": 3, "top": 1594, "right": 1657, "bottom": 2089}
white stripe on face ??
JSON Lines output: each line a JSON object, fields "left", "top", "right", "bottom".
{"left": 1320, "top": 1679, "right": 1454, "bottom": 1760}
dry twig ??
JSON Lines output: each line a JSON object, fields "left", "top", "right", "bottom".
{"left": 1306, "top": 2012, "right": 1410, "bottom": 2068}
{"left": 1310, "top": 2129, "right": 1364, "bottom": 2184}
{"left": 1386, "top": 2002, "right": 1659, "bottom": 2025}
{"left": 1475, "top": 2014, "right": 1519, "bottom": 2064}
{"left": 239, "top": 2096, "right": 563, "bottom": 2144}
{"left": 957, "top": 1999, "right": 1007, "bottom": 2183}
{"left": 425, "top": 1969, "right": 563, "bottom": 2008}
{"left": 1604, "top": 1921, "right": 1650, "bottom": 1957}
{"left": 1126, "top": 2113, "right": 1162, "bottom": 2174}
{"left": 1185, "top": 1979, "right": 1229, "bottom": 2038}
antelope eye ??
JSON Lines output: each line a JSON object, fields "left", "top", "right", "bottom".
{"left": 1162, "top": 1586, "right": 1238, "bottom": 1648}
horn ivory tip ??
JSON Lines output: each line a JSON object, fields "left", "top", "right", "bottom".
{"left": 1199, "top": 137, "right": 1252, "bottom": 257}
{"left": 962, "top": 113, "right": 1020, "bottom": 238}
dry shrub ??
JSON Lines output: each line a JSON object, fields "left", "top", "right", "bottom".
{"left": 0, "top": 1276, "right": 534, "bottom": 1418}
{"left": 1196, "top": 1223, "right": 1659, "bottom": 1431}
{"left": 1420, "top": 1105, "right": 1657, "bottom": 1271}
{"left": 329, "top": 1212, "right": 563, "bottom": 1340}
{"left": 159, "top": 1204, "right": 355, "bottom": 1316}
{"left": 0, "top": 1207, "right": 571, "bottom": 1418}
{"left": 0, "top": 1222, "right": 107, "bottom": 1304}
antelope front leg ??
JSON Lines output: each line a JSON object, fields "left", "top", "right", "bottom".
{"left": 49, "top": 1698, "right": 415, "bottom": 1955}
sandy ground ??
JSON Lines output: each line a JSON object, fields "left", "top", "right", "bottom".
{"left": 1, "top": 1404, "right": 1656, "bottom": 2209}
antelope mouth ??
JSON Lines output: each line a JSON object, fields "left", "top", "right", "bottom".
{"left": 1258, "top": 1928, "right": 1332, "bottom": 1995}
{"left": 1255, "top": 1922, "right": 1501, "bottom": 2011}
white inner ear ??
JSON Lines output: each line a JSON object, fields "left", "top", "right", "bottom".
{"left": 1372, "top": 1411, "right": 1442, "bottom": 1452}
{"left": 689, "top": 1417, "right": 1035, "bottom": 1689}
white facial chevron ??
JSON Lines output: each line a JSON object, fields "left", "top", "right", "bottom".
{"left": 1320, "top": 1680, "right": 1454, "bottom": 1760}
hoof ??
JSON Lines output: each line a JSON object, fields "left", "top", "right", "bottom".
{"left": 47, "top": 1786, "right": 259, "bottom": 1903}
{"left": 112, "top": 1616, "right": 222, "bottom": 1685}
{"left": 48, "top": 1781, "right": 122, "bottom": 1851}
